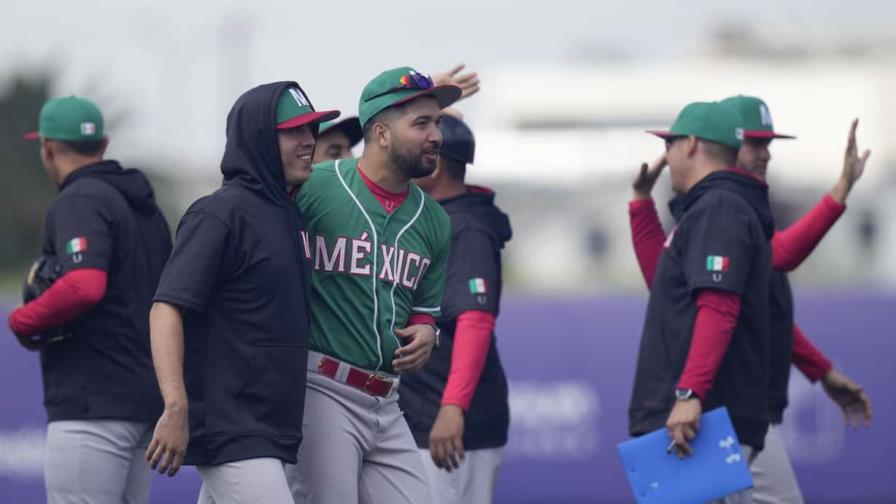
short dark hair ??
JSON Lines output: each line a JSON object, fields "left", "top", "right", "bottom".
{"left": 700, "top": 140, "right": 737, "bottom": 166}
{"left": 440, "top": 156, "right": 466, "bottom": 182}
{"left": 362, "top": 105, "right": 405, "bottom": 143}
{"left": 59, "top": 139, "right": 106, "bottom": 157}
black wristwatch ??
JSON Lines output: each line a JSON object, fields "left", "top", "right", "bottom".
{"left": 675, "top": 388, "right": 695, "bottom": 401}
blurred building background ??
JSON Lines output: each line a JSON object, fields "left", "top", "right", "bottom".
{"left": 472, "top": 43, "right": 896, "bottom": 293}
{"left": 1, "top": 1, "right": 894, "bottom": 502}
{"left": 1, "top": 1, "right": 894, "bottom": 295}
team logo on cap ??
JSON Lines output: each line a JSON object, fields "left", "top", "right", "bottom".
{"left": 80, "top": 122, "right": 96, "bottom": 135}
{"left": 759, "top": 104, "right": 773, "bottom": 127}
{"left": 289, "top": 88, "right": 310, "bottom": 107}
{"left": 289, "top": 88, "right": 311, "bottom": 107}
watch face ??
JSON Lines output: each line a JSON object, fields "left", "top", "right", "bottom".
{"left": 675, "top": 388, "right": 693, "bottom": 400}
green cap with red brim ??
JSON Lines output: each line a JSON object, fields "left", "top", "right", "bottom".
{"left": 318, "top": 116, "right": 363, "bottom": 147}
{"left": 358, "top": 67, "right": 462, "bottom": 128}
{"left": 24, "top": 96, "right": 105, "bottom": 141}
{"left": 276, "top": 86, "right": 340, "bottom": 130}
{"left": 647, "top": 101, "right": 744, "bottom": 150}
{"left": 720, "top": 95, "right": 795, "bottom": 140}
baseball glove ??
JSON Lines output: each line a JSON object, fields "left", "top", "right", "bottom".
{"left": 20, "top": 255, "right": 72, "bottom": 349}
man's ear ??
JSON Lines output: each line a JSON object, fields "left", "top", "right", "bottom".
{"left": 40, "top": 138, "right": 55, "bottom": 162}
{"left": 685, "top": 136, "right": 699, "bottom": 158}
{"left": 373, "top": 122, "right": 391, "bottom": 148}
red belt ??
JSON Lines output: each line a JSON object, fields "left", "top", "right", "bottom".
{"left": 314, "top": 355, "right": 396, "bottom": 398}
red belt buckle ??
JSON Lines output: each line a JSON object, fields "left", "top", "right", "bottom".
{"left": 362, "top": 374, "right": 377, "bottom": 395}
{"left": 362, "top": 373, "right": 393, "bottom": 397}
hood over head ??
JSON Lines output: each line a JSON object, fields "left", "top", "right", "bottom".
{"left": 220, "top": 81, "right": 306, "bottom": 204}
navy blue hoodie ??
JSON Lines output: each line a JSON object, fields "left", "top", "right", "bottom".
{"left": 40, "top": 160, "right": 171, "bottom": 422}
{"left": 153, "top": 82, "right": 312, "bottom": 465}
{"left": 629, "top": 170, "right": 774, "bottom": 450}
{"left": 400, "top": 189, "right": 512, "bottom": 450}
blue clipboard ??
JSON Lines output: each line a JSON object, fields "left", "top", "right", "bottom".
{"left": 617, "top": 407, "right": 753, "bottom": 504}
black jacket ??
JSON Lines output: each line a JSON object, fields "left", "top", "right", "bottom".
{"left": 629, "top": 170, "right": 774, "bottom": 450}
{"left": 153, "top": 82, "right": 312, "bottom": 465}
{"left": 768, "top": 270, "right": 794, "bottom": 423}
{"left": 41, "top": 160, "right": 171, "bottom": 422}
{"left": 400, "top": 189, "right": 512, "bottom": 450}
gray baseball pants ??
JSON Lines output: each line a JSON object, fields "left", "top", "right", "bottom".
{"left": 418, "top": 447, "right": 503, "bottom": 504}
{"left": 751, "top": 424, "right": 804, "bottom": 504}
{"left": 711, "top": 444, "right": 757, "bottom": 504}
{"left": 196, "top": 457, "right": 294, "bottom": 504}
{"left": 284, "top": 367, "right": 431, "bottom": 504}
{"left": 44, "top": 420, "right": 153, "bottom": 504}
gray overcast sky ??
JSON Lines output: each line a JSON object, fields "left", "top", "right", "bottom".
{"left": 2, "top": 0, "right": 893, "bottom": 168}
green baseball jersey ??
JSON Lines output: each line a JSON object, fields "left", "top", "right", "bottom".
{"left": 296, "top": 158, "right": 451, "bottom": 374}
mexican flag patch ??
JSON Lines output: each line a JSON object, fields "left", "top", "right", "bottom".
{"left": 66, "top": 237, "right": 88, "bottom": 254}
{"left": 468, "top": 278, "right": 487, "bottom": 294}
{"left": 706, "top": 255, "right": 730, "bottom": 272}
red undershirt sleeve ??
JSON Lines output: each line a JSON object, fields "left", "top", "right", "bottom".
{"left": 771, "top": 194, "right": 846, "bottom": 271}
{"left": 791, "top": 323, "right": 833, "bottom": 383}
{"left": 8, "top": 268, "right": 108, "bottom": 337}
{"left": 629, "top": 199, "right": 667, "bottom": 289}
{"left": 441, "top": 310, "right": 495, "bottom": 411}
{"left": 407, "top": 313, "right": 436, "bottom": 327}
{"left": 677, "top": 289, "right": 742, "bottom": 400}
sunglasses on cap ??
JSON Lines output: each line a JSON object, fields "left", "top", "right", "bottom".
{"left": 367, "top": 71, "right": 435, "bottom": 101}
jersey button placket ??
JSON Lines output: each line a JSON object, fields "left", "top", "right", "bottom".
{"left": 376, "top": 220, "right": 392, "bottom": 371}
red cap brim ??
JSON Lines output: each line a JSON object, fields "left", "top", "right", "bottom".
{"left": 276, "top": 110, "right": 341, "bottom": 130}
{"left": 23, "top": 131, "right": 39, "bottom": 140}
{"left": 743, "top": 130, "right": 796, "bottom": 140}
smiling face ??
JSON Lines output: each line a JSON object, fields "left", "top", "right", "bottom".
{"left": 278, "top": 124, "right": 316, "bottom": 189}
{"left": 385, "top": 97, "right": 443, "bottom": 179}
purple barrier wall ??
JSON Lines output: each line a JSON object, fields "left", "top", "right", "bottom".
{"left": 1, "top": 293, "right": 893, "bottom": 503}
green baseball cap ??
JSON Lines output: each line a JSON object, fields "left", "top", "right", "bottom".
{"left": 647, "top": 101, "right": 744, "bottom": 150}
{"left": 358, "top": 67, "right": 462, "bottom": 128}
{"left": 318, "top": 116, "right": 363, "bottom": 147}
{"left": 720, "top": 95, "right": 795, "bottom": 140}
{"left": 275, "top": 86, "right": 340, "bottom": 130}
{"left": 24, "top": 96, "right": 105, "bottom": 141}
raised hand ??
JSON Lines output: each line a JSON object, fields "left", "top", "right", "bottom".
{"left": 633, "top": 154, "right": 667, "bottom": 200}
{"left": 433, "top": 64, "right": 480, "bottom": 101}
{"left": 831, "top": 119, "right": 871, "bottom": 204}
